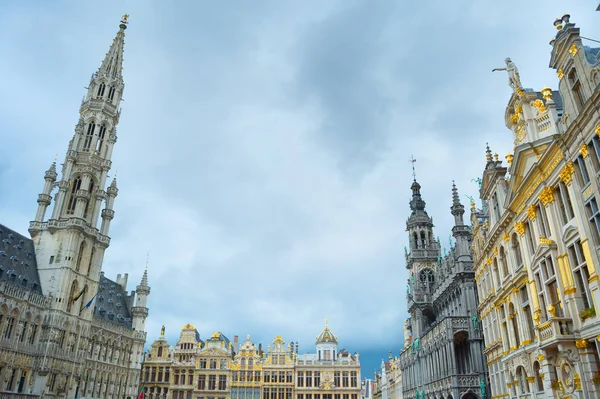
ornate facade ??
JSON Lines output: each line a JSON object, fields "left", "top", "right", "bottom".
{"left": 0, "top": 16, "right": 149, "bottom": 398}
{"left": 374, "top": 179, "right": 488, "bottom": 399}
{"left": 473, "top": 15, "right": 600, "bottom": 399}
{"left": 139, "top": 322, "right": 360, "bottom": 399}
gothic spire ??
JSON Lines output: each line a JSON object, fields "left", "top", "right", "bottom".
{"left": 450, "top": 181, "right": 465, "bottom": 226}
{"left": 97, "top": 15, "right": 129, "bottom": 81}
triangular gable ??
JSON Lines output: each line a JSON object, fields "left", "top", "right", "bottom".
{"left": 504, "top": 143, "right": 550, "bottom": 209}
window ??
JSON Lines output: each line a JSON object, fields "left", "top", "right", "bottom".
{"left": 536, "top": 205, "right": 551, "bottom": 238}
{"left": 49, "top": 255, "right": 54, "bottom": 264}
{"left": 569, "top": 240, "right": 592, "bottom": 309}
{"left": 334, "top": 371, "right": 340, "bottom": 387}
{"left": 297, "top": 371, "right": 303, "bottom": 387}
{"left": 28, "top": 322, "right": 38, "bottom": 344}
{"left": 539, "top": 256, "right": 562, "bottom": 318}
{"left": 589, "top": 136, "right": 600, "bottom": 173}
{"left": 198, "top": 375, "right": 206, "bottom": 390}
{"left": 218, "top": 375, "right": 226, "bottom": 390}
{"left": 210, "top": 359, "right": 217, "bottom": 369}
{"left": 499, "top": 246, "right": 510, "bottom": 278}
{"left": 342, "top": 371, "right": 349, "bottom": 387}
{"left": 556, "top": 183, "right": 574, "bottom": 224}
{"left": 511, "top": 235, "right": 523, "bottom": 269}
{"left": 4, "top": 315, "right": 15, "bottom": 339}
{"left": 76, "top": 242, "right": 85, "bottom": 273}
{"left": 209, "top": 375, "right": 216, "bottom": 390}
{"left": 492, "top": 192, "right": 501, "bottom": 222}
{"left": 306, "top": 371, "right": 312, "bottom": 387}
{"left": 83, "top": 123, "right": 96, "bottom": 151}
{"left": 524, "top": 222, "right": 536, "bottom": 253}
{"left": 586, "top": 197, "right": 600, "bottom": 246}
{"left": 533, "top": 362, "right": 543, "bottom": 392}
{"left": 520, "top": 286, "right": 535, "bottom": 342}
{"left": 575, "top": 155, "right": 590, "bottom": 186}
{"left": 314, "top": 371, "right": 320, "bottom": 387}
{"left": 66, "top": 177, "right": 82, "bottom": 214}
{"left": 96, "top": 125, "right": 106, "bottom": 155}
{"left": 568, "top": 68, "right": 585, "bottom": 111}
{"left": 108, "top": 86, "right": 116, "bottom": 101}
{"left": 97, "top": 83, "right": 106, "bottom": 97}
{"left": 350, "top": 371, "right": 357, "bottom": 387}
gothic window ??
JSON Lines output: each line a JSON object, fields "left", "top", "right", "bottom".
{"left": 412, "top": 233, "right": 418, "bottom": 249}
{"left": 568, "top": 240, "right": 592, "bottom": 310}
{"left": 108, "top": 86, "right": 116, "bottom": 101}
{"left": 28, "top": 319, "right": 39, "bottom": 344}
{"left": 83, "top": 180, "right": 94, "bottom": 219}
{"left": 97, "top": 83, "right": 106, "bottom": 97}
{"left": 87, "top": 247, "right": 95, "bottom": 277}
{"left": 419, "top": 268, "right": 434, "bottom": 292}
{"left": 83, "top": 123, "right": 96, "bottom": 151}
{"left": 511, "top": 234, "right": 523, "bottom": 269}
{"left": 568, "top": 68, "right": 585, "bottom": 111}
{"left": 585, "top": 197, "right": 600, "bottom": 246}
{"left": 95, "top": 125, "right": 106, "bottom": 155}
{"left": 76, "top": 241, "right": 85, "bottom": 273}
{"left": 66, "top": 177, "right": 82, "bottom": 214}
{"left": 420, "top": 231, "right": 427, "bottom": 248}
{"left": 66, "top": 280, "right": 78, "bottom": 312}
{"left": 556, "top": 182, "right": 574, "bottom": 224}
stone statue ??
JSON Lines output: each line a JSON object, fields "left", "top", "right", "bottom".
{"left": 161, "top": 325, "right": 165, "bottom": 336}
{"left": 492, "top": 58, "right": 523, "bottom": 91}
{"left": 471, "top": 177, "right": 482, "bottom": 188}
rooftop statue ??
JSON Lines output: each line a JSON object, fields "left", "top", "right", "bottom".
{"left": 492, "top": 57, "right": 523, "bottom": 91}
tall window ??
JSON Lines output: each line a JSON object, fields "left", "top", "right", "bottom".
{"left": 492, "top": 192, "right": 501, "bottom": 222}
{"left": 297, "top": 371, "right": 304, "bottom": 387}
{"left": 66, "top": 177, "right": 82, "bottom": 214}
{"left": 218, "top": 375, "right": 226, "bottom": 390}
{"left": 520, "top": 286, "right": 535, "bottom": 341}
{"left": 511, "top": 235, "right": 523, "bottom": 269}
{"left": 28, "top": 321, "right": 38, "bottom": 344}
{"left": 568, "top": 68, "right": 585, "bottom": 111}
{"left": 499, "top": 246, "right": 509, "bottom": 279}
{"left": 585, "top": 197, "right": 600, "bottom": 246}
{"left": 88, "top": 248, "right": 95, "bottom": 277}
{"left": 589, "top": 136, "right": 600, "bottom": 173}
{"left": 97, "top": 83, "right": 106, "bottom": 97}
{"left": 83, "top": 123, "right": 96, "bottom": 151}
{"left": 524, "top": 222, "right": 536, "bottom": 253}
{"left": 537, "top": 205, "right": 551, "bottom": 238}
{"left": 575, "top": 155, "right": 590, "bottom": 186}
{"left": 556, "top": 183, "right": 575, "bottom": 224}
{"left": 208, "top": 375, "right": 216, "bottom": 390}
{"left": 350, "top": 371, "right": 357, "bottom": 387}
{"left": 198, "top": 375, "right": 206, "bottom": 390}
{"left": 95, "top": 125, "right": 106, "bottom": 155}
{"left": 568, "top": 240, "right": 592, "bottom": 309}
{"left": 108, "top": 86, "right": 116, "bottom": 101}
{"left": 540, "top": 256, "right": 562, "bottom": 318}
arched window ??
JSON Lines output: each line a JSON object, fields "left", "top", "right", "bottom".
{"left": 83, "top": 180, "right": 94, "bottom": 219}
{"left": 76, "top": 241, "right": 85, "bottom": 272}
{"left": 492, "top": 258, "right": 500, "bottom": 288}
{"left": 108, "top": 86, "right": 116, "bottom": 101}
{"left": 66, "top": 177, "right": 82, "bottom": 214}
{"left": 412, "top": 233, "right": 418, "bottom": 249}
{"left": 420, "top": 231, "right": 427, "bottom": 248}
{"left": 248, "top": 358, "right": 254, "bottom": 368}
{"left": 241, "top": 358, "right": 246, "bottom": 368}
{"left": 509, "top": 302, "right": 520, "bottom": 348}
{"left": 533, "top": 361, "right": 543, "bottom": 392}
{"left": 83, "top": 123, "right": 96, "bottom": 151}
{"left": 78, "top": 284, "right": 88, "bottom": 316}
{"left": 511, "top": 235, "right": 523, "bottom": 268}
{"left": 67, "top": 280, "right": 78, "bottom": 312}
{"left": 95, "top": 125, "right": 106, "bottom": 155}
{"left": 87, "top": 247, "right": 95, "bottom": 277}
{"left": 516, "top": 366, "right": 529, "bottom": 394}
{"left": 499, "top": 246, "right": 509, "bottom": 278}
{"left": 97, "top": 83, "right": 106, "bottom": 97}
{"left": 158, "top": 346, "right": 163, "bottom": 357}
{"left": 568, "top": 68, "right": 585, "bottom": 111}
{"left": 420, "top": 268, "right": 435, "bottom": 292}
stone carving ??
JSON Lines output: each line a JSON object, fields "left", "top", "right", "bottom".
{"left": 492, "top": 58, "right": 523, "bottom": 92}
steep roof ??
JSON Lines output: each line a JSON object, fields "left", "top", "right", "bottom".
{"left": 93, "top": 273, "right": 133, "bottom": 328}
{"left": 0, "top": 224, "right": 42, "bottom": 294}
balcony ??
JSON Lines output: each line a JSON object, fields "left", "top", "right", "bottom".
{"left": 536, "top": 317, "right": 574, "bottom": 347}
{"left": 29, "top": 218, "right": 110, "bottom": 246}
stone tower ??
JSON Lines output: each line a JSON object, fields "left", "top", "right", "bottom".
{"left": 29, "top": 16, "right": 129, "bottom": 315}
{"left": 405, "top": 178, "right": 441, "bottom": 338}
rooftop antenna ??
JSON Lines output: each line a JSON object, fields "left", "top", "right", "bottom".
{"left": 409, "top": 155, "right": 417, "bottom": 181}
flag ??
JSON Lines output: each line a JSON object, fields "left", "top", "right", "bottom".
{"left": 138, "top": 386, "right": 146, "bottom": 399}
{"left": 71, "top": 286, "right": 87, "bottom": 304}
{"left": 84, "top": 293, "right": 97, "bottom": 309}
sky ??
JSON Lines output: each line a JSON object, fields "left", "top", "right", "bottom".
{"left": 0, "top": 1, "right": 598, "bottom": 377}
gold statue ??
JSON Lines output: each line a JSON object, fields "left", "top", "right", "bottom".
{"left": 161, "top": 325, "right": 165, "bottom": 336}
{"left": 122, "top": 14, "right": 130, "bottom": 23}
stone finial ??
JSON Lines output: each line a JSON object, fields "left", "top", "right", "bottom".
{"left": 485, "top": 143, "right": 493, "bottom": 162}
{"left": 452, "top": 181, "right": 461, "bottom": 206}
{"left": 554, "top": 18, "right": 563, "bottom": 30}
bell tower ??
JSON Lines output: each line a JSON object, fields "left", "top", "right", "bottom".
{"left": 29, "top": 15, "right": 129, "bottom": 315}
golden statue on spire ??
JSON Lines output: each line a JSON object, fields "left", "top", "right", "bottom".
{"left": 122, "top": 14, "right": 130, "bottom": 23}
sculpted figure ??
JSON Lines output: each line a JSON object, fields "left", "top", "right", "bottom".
{"left": 492, "top": 58, "right": 523, "bottom": 91}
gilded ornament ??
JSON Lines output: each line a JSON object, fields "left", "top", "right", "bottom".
{"left": 527, "top": 377, "right": 535, "bottom": 383}
{"left": 538, "top": 187, "right": 555, "bottom": 205}
{"left": 539, "top": 237, "right": 553, "bottom": 245}
{"left": 509, "top": 113, "right": 519, "bottom": 124}
{"left": 503, "top": 233, "right": 510, "bottom": 242}
{"left": 558, "top": 161, "right": 575, "bottom": 185}
{"left": 514, "top": 221, "right": 525, "bottom": 236}
{"left": 516, "top": 123, "right": 527, "bottom": 143}
{"left": 557, "top": 69, "right": 564, "bottom": 79}
{"left": 541, "top": 87, "right": 553, "bottom": 102}
{"left": 580, "top": 143, "right": 589, "bottom": 158}
{"left": 526, "top": 204, "right": 537, "bottom": 220}
{"left": 568, "top": 43, "right": 578, "bottom": 56}
{"left": 494, "top": 247, "right": 498, "bottom": 256}
{"left": 547, "top": 304, "right": 556, "bottom": 318}
{"left": 533, "top": 310, "right": 541, "bottom": 324}
{"left": 514, "top": 104, "right": 523, "bottom": 115}
{"left": 494, "top": 153, "right": 499, "bottom": 162}
{"left": 531, "top": 99, "right": 547, "bottom": 114}
{"left": 574, "top": 373, "right": 581, "bottom": 390}
{"left": 505, "top": 153, "right": 513, "bottom": 164}
{"left": 575, "top": 339, "right": 588, "bottom": 349}
{"left": 537, "top": 354, "right": 546, "bottom": 361}
{"left": 595, "top": 123, "right": 600, "bottom": 137}
{"left": 516, "top": 89, "right": 525, "bottom": 97}
{"left": 564, "top": 287, "right": 577, "bottom": 295}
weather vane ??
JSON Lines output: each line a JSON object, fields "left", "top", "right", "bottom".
{"left": 409, "top": 155, "right": 417, "bottom": 181}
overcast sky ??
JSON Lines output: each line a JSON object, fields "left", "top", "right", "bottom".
{"left": 0, "top": 1, "right": 598, "bottom": 376}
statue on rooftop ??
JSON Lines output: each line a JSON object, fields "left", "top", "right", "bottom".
{"left": 492, "top": 57, "right": 523, "bottom": 92}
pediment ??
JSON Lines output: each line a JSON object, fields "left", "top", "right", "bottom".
{"left": 505, "top": 142, "right": 551, "bottom": 209}
{"left": 561, "top": 223, "right": 579, "bottom": 244}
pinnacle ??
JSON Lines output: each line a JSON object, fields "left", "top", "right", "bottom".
{"left": 451, "top": 181, "right": 461, "bottom": 206}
